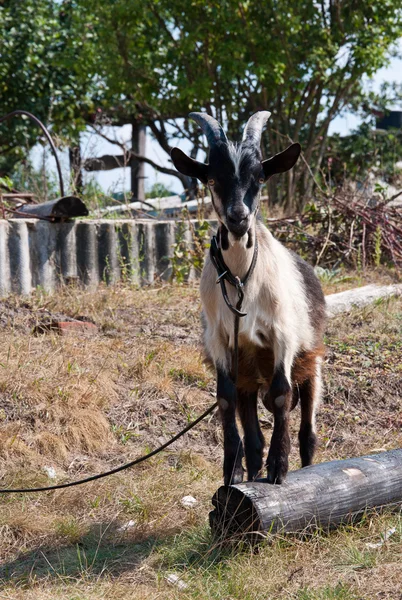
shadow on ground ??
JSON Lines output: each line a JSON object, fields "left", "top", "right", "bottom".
{"left": 0, "top": 521, "right": 159, "bottom": 585}
{"left": 0, "top": 519, "right": 233, "bottom": 586}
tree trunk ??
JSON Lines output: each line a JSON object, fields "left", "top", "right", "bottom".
{"left": 131, "top": 120, "right": 146, "bottom": 201}
{"left": 183, "top": 177, "right": 198, "bottom": 200}
{"left": 303, "top": 127, "right": 329, "bottom": 203}
{"left": 69, "top": 141, "right": 83, "bottom": 195}
{"left": 284, "top": 169, "right": 296, "bottom": 214}
{"left": 265, "top": 129, "right": 279, "bottom": 209}
{"left": 267, "top": 177, "right": 278, "bottom": 208}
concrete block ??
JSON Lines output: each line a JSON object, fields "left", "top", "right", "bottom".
{"left": 76, "top": 221, "right": 99, "bottom": 287}
{"left": 27, "top": 220, "right": 57, "bottom": 292}
{"left": 8, "top": 220, "right": 31, "bottom": 294}
{"left": 57, "top": 222, "right": 78, "bottom": 282}
{"left": 0, "top": 220, "right": 11, "bottom": 296}
{"left": 97, "top": 221, "right": 120, "bottom": 284}
{"left": 173, "top": 220, "right": 196, "bottom": 282}
{"left": 191, "top": 218, "right": 215, "bottom": 279}
{"left": 137, "top": 221, "right": 155, "bottom": 284}
{"left": 155, "top": 221, "right": 175, "bottom": 280}
{"left": 2, "top": 217, "right": 219, "bottom": 295}
{"left": 117, "top": 222, "right": 140, "bottom": 285}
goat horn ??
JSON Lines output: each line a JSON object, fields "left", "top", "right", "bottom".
{"left": 242, "top": 111, "right": 271, "bottom": 147}
{"left": 189, "top": 112, "right": 228, "bottom": 147}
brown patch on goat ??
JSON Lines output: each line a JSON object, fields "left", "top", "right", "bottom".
{"left": 292, "top": 346, "right": 325, "bottom": 385}
{"left": 235, "top": 340, "right": 325, "bottom": 409}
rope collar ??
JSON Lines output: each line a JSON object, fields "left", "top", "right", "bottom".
{"left": 209, "top": 228, "right": 258, "bottom": 317}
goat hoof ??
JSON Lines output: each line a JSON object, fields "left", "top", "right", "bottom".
{"left": 266, "top": 453, "right": 288, "bottom": 485}
{"left": 247, "top": 467, "right": 263, "bottom": 482}
{"left": 224, "top": 464, "right": 244, "bottom": 486}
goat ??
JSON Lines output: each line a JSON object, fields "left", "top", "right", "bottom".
{"left": 171, "top": 111, "right": 326, "bottom": 485}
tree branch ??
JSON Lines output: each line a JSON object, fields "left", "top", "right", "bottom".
{"left": 83, "top": 151, "right": 177, "bottom": 177}
{"left": 83, "top": 151, "right": 194, "bottom": 192}
{"left": 148, "top": 120, "right": 172, "bottom": 156}
{"left": 90, "top": 126, "right": 130, "bottom": 151}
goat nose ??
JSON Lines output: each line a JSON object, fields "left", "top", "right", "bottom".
{"left": 227, "top": 205, "right": 249, "bottom": 223}
{"left": 227, "top": 214, "right": 247, "bottom": 226}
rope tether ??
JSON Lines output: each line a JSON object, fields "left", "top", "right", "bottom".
{"left": 0, "top": 402, "right": 217, "bottom": 494}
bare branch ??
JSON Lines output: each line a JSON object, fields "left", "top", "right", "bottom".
{"left": 90, "top": 126, "right": 130, "bottom": 151}
{"left": 388, "top": 189, "right": 402, "bottom": 203}
{"left": 83, "top": 151, "right": 181, "bottom": 178}
{"left": 148, "top": 120, "right": 172, "bottom": 156}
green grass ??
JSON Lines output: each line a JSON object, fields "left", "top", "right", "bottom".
{"left": 297, "top": 585, "right": 359, "bottom": 600}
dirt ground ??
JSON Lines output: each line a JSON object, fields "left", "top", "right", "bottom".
{"left": 0, "top": 269, "right": 401, "bottom": 599}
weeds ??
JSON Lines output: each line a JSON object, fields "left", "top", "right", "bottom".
{"left": 374, "top": 225, "right": 382, "bottom": 268}
{"left": 269, "top": 192, "right": 402, "bottom": 270}
{"left": 171, "top": 209, "right": 211, "bottom": 283}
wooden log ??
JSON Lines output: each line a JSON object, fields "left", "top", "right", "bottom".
{"left": 210, "top": 449, "right": 402, "bottom": 542}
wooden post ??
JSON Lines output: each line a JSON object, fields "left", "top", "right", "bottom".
{"left": 210, "top": 449, "right": 402, "bottom": 542}
{"left": 131, "top": 121, "right": 146, "bottom": 202}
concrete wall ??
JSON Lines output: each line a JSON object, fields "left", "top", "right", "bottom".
{"left": 0, "top": 219, "right": 218, "bottom": 295}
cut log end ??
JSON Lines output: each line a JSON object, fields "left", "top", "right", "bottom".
{"left": 210, "top": 486, "right": 261, "bottom": 542}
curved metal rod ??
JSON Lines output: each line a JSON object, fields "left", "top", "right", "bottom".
{"left": 0, "top": 110, "right": 64, "bottom": 197}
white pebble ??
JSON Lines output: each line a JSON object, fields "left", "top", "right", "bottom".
{"left": 181, "top": 495, "right": 197, "bottom": 508}
{"left": 117, "top": 520, "right": 136, "bottom": 532}
{"left": 43, "top": 466, "right": 56, "bottom": 479}
{"left": 165, "top": 573, "right": 188, "bottom": 590}
{"left": 366, "top": 527, "right": 396, "bottom": 549}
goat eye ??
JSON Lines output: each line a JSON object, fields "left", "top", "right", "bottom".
{"left": 208, "top": 179, "right": 215, "bottom": 186}
{"left": 258, "top": 177, "right": 265, "bottom": 184}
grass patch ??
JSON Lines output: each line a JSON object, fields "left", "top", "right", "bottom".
{"left": 0, "top": 274, "right": 401, "bottom": 599}
{"left": 297, "top": 584, "right": 359, "bottom": 600}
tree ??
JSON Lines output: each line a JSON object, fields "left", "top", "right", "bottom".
{"left": 2, "top": 1, "right": 402, "bottom": 208}
{"left": 79, "top": 0, "right": 202, "bottom": 198}
{"left": 79, "top": 0, "right": 402, "bottom": 209}
{"left": 0, "top": 0, "right": 96, "bottom": 190}
{"left": 0, "top": 0, "right": 59, "bottom": 174}
{"left": 326, "top": 121, "right": 402, "bottom": 187}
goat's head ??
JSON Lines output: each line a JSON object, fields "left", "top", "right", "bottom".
{"left": 171, "top": 111, "right": 301, "bottom": 239}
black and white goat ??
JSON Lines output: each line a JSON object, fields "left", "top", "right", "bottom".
{"left": 171, "top": 111, "right": 326, "bottom": 485}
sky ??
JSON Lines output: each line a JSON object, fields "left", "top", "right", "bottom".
{"left": 32, "top": 47, "right": 402, "bottom": 198}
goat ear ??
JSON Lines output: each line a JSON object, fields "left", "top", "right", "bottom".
{"left": 171, "top": 148, "right": 208, "bottom": 183}
{"left": 262, "top": 143, "right": 301, "bottom": 180}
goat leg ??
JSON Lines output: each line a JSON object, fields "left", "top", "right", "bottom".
{"left": 266, "top": 407, "right": 291, "bottom": 484}
{"left": 298, "top": 357, "right": 322, "bottom": 467}
{"left": 263, "top": 367, "right": 292, "bottom": 484}
{"left": 238, "top": 390, "right": 265, "bottom": 481}
{"left": 217, "top": 369, "right": 244, "bottom": 485}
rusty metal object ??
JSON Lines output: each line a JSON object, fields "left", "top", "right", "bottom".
{"left": 15, "top": 196, "right": 88, "bottom": 221}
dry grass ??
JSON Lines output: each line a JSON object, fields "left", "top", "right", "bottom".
{"left": 318, "top": 266, "right": 399, "bottom": 295}
{"left": 0, "top": 271, "right": 401, "bottom": 599}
